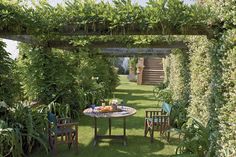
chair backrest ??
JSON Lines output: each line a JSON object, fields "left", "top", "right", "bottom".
{"left": 48, "top": 112, "right": 57, "bottom": 124}
{"left": 162, "top": 102, "right": 171, "bottom": 115}
{"left": 48, "top": 112, "right": 58, "bottom": 134}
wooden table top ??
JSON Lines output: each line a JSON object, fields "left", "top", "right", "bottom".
{"left": 83, "top": 106, "right": 136, "bottom": 118}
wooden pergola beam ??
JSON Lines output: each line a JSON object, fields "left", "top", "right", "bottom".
{"left": 0, "top": 35, "right": 188, "bottom": 50}
{"left": 98, "top": 48, "right": 172, "bottom": 57}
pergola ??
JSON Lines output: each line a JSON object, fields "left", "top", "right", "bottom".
{"left": 0, "top": 0, "right": 213, "bottom": 57}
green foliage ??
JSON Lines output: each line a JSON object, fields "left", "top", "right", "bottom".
{"left": 17, "top": 44, "right": 119, "bottom": 118}
{"left": 163, "top": 49, "right": 190, "bottom": 129}
{"left": 168, "top": 49, "right": 190, "bottom": 104}
{"left": 0, "top": 101, "right": 48, "bottom": 157}
{"left": 216, "top": 29, "right": 236, "bottom": 156}
{"left": 0, "top": 0, "right": 211, "bottom": 36}
{"left": 0, "top": 41, "right": 21, "bottom": 105}
{"left": 206, "top": 0, "right": 236, "bottom": 29}
{"left": 153, "top": 86, "right": 173, "bottom": 106}
{"left": 0, "top": 1, "right": 234, "bottom": 157}
{"left": 176, "top": 117, "right": 211, "bottom": 157}
{"left": 129, "top": 57, "right": 138, "bottom": 68}
{"left": 170, "top": 101, "right": 188, "bottom": 129}
{"left": 187, "top": 37, "right": 214, "bottom": 127}
{"left": 9, "top": 102, "right": 48, "bottom": 154}
{"left": 48, "top": 102, "right": 70, "bottom": 117}
{"left": 0, "top": 121, "right": 23, "bottom": 157}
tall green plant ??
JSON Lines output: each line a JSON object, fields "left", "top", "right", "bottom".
{"left": 8, "top": 102, "right": 48, "bottom": 154}
{"left": 175, "top": 117, "right": 211, "bottom": 157}
{"left": 0, "top": 121, "right": 23, "bottom": 157}
{"left": 0, "top": 41, "right": 20, "bottom": 105}
{"left": 0, "top": 102, "right": 48, "bottom": 157}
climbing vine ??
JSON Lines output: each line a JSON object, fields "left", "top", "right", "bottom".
{"left": 217, "top": 29, "right": 236, "bottom": 156}
{"left": 168, "top": 49, "right": 190, "bottom": 104}
{"left": 0, "top": 0, "right": 211, "bottom": 36}
{"left": 187, "top": 36, "right": 214, "bottom": 126}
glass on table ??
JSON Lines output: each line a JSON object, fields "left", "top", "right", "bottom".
{"left": 91, "top": 104, "right": 96, "bottom": 112}
{"left": 121, "top": 101, "right": 125, "bottom": 110}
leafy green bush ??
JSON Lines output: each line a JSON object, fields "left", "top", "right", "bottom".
{"left": 0, "top": 120, "right": 23, "bottom": 157}
{"left": 176, "top": 117, "right": 211, "bottom": 157}
{"left": 0, "top": 101, "right": 48, "bottom": 157}
{"left": 216, "top": 29, "right": 236, "bottom": 156}
{"left": 48, "top": 102, "right": 71, "bottom": 118}
{"left": 17, "top": 44, "right": 119, "bottom": 118}
{"left": 153, "top": 86, "right": 173, "bottom": 106}
{"left": 0, "top": 41, "right": 21, "bottom": 105}
{"left": 170, "top": 101, "right": 188, "bottom": 129}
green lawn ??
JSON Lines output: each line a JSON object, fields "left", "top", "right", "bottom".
{"left": 31, "top": 75, "right": 178, "bottom": 157}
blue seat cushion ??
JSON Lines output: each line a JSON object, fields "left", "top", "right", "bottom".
{"left": 162, "top": 102, "right": 171, "bottom": 114}
{"left": 56, "top": 128, "right": 76, "bottom": 136}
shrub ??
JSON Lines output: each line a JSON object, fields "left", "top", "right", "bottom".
{"left": 0, "top": 41, "right": 21, "bottom": 105}
{"left": 153, "top": 86, "right": 173, "bottom": 106}
{"left": 175, "top": 117, "right": 211, "bottom": 157}
{"left": 0, "top": 101, "right": 48, "bottom": 157}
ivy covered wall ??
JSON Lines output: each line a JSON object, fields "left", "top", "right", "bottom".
{"left": 207, "top": 0, "right": 236, "bottom": 155}
{"left": 187, "top": 37, "right": 214, "bottom": 126}
{"left": 168, "top": 49, "right": 190, "bottom": 104}
{"left": 217, "top": 29, "right": 236, "bottom": 156}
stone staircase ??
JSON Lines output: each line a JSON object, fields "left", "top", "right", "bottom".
{"left": 142, "top": 57, "right": 164, "bottom": 85}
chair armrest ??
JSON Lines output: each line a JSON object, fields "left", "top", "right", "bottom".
{"left": 57, "top": 122, "right": 79, "bottom": 128}
{"left": 152, "top": 115, "right": 170, "bottom": 125}
{"left": 153, "top": 115, "right": 169, "bottom": 118}
{"left": 57, "top": 117, "right": 72, "bottom": 124}
{"left": 57, "top": 117, "right": 71, "bottom": 120}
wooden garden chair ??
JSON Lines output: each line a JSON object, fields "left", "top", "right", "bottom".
{"left": 48, "top": 113, "right": 79, "bottom": 155}
{"left": 144, "top": 102, "right": 171, "bottom": 142}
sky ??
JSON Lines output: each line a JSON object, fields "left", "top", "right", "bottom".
{"left": 3, "top": 0, "right": 195, "bottom": 59}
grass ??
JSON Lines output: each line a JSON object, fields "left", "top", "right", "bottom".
{"left": 31, "top": 75, "right": 178, "bottom": 157}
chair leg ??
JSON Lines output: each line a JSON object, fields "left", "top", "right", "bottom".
{"left": 74, "top": 132, "right": 79, "bottom": 153}
{"left": 167, "top": 131, "right": 170, "bottom": 142}
{"left": 51, "top": 138, "right": 56, "bottom": 156}
{"left": 150, "top": 128, "right": 154, "bottom": 142}
{"left": 144, "top": 120, "right": 148, "bottom": 137}
{"left": 68, "top": 133, "right": 72, "bottom": 150}
{"left": 150, "top": 123, "right": 155, "bottom": 143}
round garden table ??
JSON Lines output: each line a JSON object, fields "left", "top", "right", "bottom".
{"left": 83, "top": 106, "right": 136, "bottom": 146}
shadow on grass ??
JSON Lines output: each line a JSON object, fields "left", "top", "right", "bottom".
{"left": 79, "top": 135, "right": 167, "bottom": 157}
{"left": 115, "top": 93, "right": 155, "bottom": 102}
{"left": 115, "top": 89, "right": 154, "bottom": 94}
